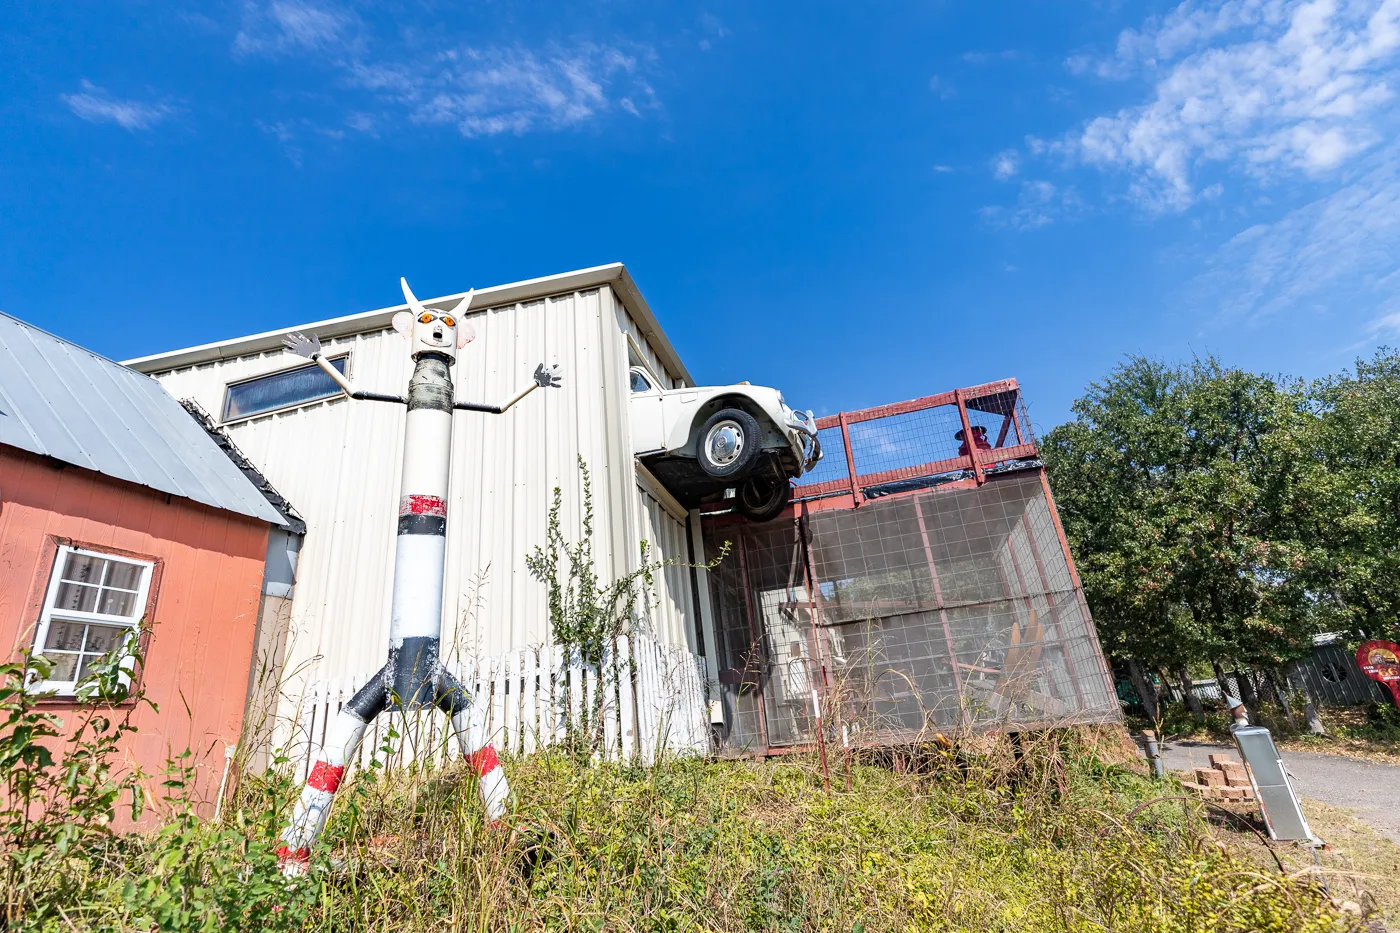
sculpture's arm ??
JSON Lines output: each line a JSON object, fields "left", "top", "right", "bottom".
{"left": 454, "top": 363, "right": 562, "bottom": 414}
{"left": 283, "top": 333, "right": 407, "bottom": 405}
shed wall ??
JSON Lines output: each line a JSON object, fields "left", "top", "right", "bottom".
{"left": 148, "top": 286, "right": 694, "bottom": 709}
{"left": 0, "top": 445, "right": 269, "bottom": 819}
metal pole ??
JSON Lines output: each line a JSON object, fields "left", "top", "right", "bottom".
{"left": 1142, "top": 729, "right": 1166, "bottom": 779}
{"left": 954, "top": 389, "right": 985, "bottom": 485}
{"left": 913, "top": 496, "right": 971, "bottom": 732}
{"left": 798, "top": 502, "right": 832, "bottom": 792}
{"left": 735, "top": 533, "right": 770, "bottom": 754}
{"left": 838, "top": 411, "right": 860, "bottom": 507}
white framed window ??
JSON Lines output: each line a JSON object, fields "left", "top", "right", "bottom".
{"left": 30, "top": 546, "right": 153, "bottom": 696}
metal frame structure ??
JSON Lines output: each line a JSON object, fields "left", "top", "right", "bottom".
{"left": 701, "top": 379, "right": 1119, "bottom": 759}
{"left": 792, "top": 379, "right": 1035, "bottom": 510}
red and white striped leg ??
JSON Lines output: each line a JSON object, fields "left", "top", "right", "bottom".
{"left": 449, "top": 699, "right": 509, "bottom": 824}
{"left": 277, "top": 709, "right": 369, "bottom": 875}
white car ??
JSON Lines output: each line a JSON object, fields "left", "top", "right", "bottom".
{"left": 629, "top": 366, "right": 822, "bottom": 521}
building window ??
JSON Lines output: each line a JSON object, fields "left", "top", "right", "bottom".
{"left": 30, "top": 546, "right": 153, "bottom": 696}
{"left": 222, "top": 355, "right": 349, "bottom": 422}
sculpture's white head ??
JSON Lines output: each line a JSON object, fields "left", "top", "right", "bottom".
{"left": 393, "top": 278, "right": 475, "bottom": 362}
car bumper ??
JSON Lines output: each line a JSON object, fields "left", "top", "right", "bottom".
{"left": 784, "top": 409, "right": 823, "bottom": 474}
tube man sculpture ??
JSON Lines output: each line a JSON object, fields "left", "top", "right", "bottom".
{"left": 274, "top": 278, "right": 561, "bottom": 874}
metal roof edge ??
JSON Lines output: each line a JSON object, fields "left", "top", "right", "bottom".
{"left": 122, "top": 263, "right": 693, "bottom": 385}
{"left": 179, "top": 400, "right": 307, "bottom": 534}
{"left": 609, "top": 266, "right": 694, "bottom": 388}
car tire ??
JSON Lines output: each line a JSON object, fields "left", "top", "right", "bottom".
{"left": 697, "top": 408, "right": 763, "bottom": 479}
{"left": 736, "top": 471, "right": 792, "bottom": 523}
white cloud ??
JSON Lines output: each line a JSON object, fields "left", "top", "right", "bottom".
{"left": 981, "top": 180, "right": 1082, "bottom": 230}
{"left": 61, "top": 81, "right": 173, "bottom": 131}
{"left": 230, "top": 2, "right": 657, "bottom": 139}
{"left": 233, "top": 0, "right": 358, "bottom": 57}
{"left": 380, "top": 45, "right": 650, "bottom": 137}
{"left": 963, "top": 50, "right": 1020, "bottom": 64}
{"left": 1067, "top": 0, "right": 1400, "bottom": 210}
{"left": 992, "top": 149, "right": 1020, "bottom": 179}
{"left": 698, "top": 13, "right": 729, "bottom": 51}
{"left": 928, "top": 75, "right": 956, "bottom": 99}
{"left": 1190, "top": 143, "right": 1400, "bottom": 318}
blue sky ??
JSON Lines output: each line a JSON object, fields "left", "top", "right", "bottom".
{"left": 3, "top": 1, "right": 1399, "bottom": 434}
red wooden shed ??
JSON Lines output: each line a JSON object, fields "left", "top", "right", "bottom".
{"left": 0, "top": 311, "right": 298, "bottom": 820}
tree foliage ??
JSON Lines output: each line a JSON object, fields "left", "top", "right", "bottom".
{"left": 1044, "top": 350, "right": 1400, "bottom": 675}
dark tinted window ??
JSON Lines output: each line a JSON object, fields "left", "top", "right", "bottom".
{"left": 223, "top": 356, "right": 348, "bottom": 421}
{"left": 630, "top": 370, "right": 653, "bottom": 393}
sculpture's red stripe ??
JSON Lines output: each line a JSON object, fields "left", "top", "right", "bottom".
{"left": 307, "top": 760, "right": 346, "bottom": 792}
{"left": 400, "top": 495, "right": 447, "bottom": 517}
{"left": 276, "top": 845, "right": 310, "bottom": 864}
{"left": 468, "top": 745, "right": 500, "bottom": 777}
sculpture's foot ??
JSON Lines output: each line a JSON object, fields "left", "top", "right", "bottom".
{"left": 276, "top": 844, "right": 310, "bottom": 877}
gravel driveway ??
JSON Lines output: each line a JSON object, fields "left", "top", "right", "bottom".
{"left": 1156, "top": 738, "right": 1400, "bottom": 845}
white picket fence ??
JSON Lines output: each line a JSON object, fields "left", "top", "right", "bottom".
{"left": 284, "top": 633, "right": 710, "bottom": 782}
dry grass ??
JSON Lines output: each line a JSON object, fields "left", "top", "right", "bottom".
{"left": 7, "top": 729, "right": 1364, "bottom": 932}
{"left": 1210, "top": 796, "right": 1400, "bottom": 928}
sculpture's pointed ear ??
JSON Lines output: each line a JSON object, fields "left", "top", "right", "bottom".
{"left": 392, "top": 311, "right": 414, "bottom": 336}
{"left": 400, "top": 277, "right": 428, "bottom": 316}
{"left": 452, "top": 289, "right": 476, "bottom": 348}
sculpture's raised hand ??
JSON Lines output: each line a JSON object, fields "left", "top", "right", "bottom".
{"left": 283, "top": 332, "right": 323, "bottom": 359}
{"left": 533, "top": 363, "right": 563, "bottom": 389}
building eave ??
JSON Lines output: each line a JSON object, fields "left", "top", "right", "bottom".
{"left": 122, "top": 263, "right": 695, "bottom": 387}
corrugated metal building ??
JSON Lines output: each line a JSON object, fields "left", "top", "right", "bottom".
{"left": 126, "top": 265, "right": 711, "bottom": 736}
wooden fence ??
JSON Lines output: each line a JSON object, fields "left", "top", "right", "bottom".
{"left": 284, "top": 633, "right": 710, "bottom": 782}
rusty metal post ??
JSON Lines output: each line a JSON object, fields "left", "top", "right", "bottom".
{"left": 913, "top": 495, "right": 971, "bottom": 732}
{"left": 798, "top": 502, "right": 832, "bottom": 792}
{"left": 954, "top": 388, "right": 985, "bottom": 485}
{"left": 838, "top": 411, "right": 860, "bottom": 507}
{"left": 735, "top": 533, "right": 770, "bottom": 754}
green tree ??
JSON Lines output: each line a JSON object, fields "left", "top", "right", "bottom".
{"left": 1303, "top": 347, "right": 1400, "bottom": 645}
{"left": 1044, "top": 356, "right": 1326, "bottom": 713}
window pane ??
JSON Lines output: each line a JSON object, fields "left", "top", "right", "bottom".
{"left": 77, "top": 654, "right": 99, "bottom": 683}
{"left": 62, "top": 553, "right": 107, "bottom": 585}
{"left": 43, "top": 652, "right": 80, "bottom": 682}
{"left": 98, "top": 589, "right": 136, "bottom": 617}
{"left": 223, "top": 356, "right": 349, "bottom": 421}
{"left": 105, "top": 561, "right": 143, "bottom": 591}
{"left": 630, "top": 371, "right": 651, "bottom": 393}
{"left": 55, "top": 582, "right": 99, "bottom": 613}
{"left": 83, "top": 623, "right": 128, "bottom": 654}
{"left": 44, "top": 621, "right": 87, "bottom": 652}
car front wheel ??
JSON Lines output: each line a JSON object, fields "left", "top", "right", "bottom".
{"left": 697, "top": 408, "right": 763, "bottom": 479}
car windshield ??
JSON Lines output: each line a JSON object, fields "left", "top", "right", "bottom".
{"left": 629, "top": 370, "right": 653, "bottom": 393}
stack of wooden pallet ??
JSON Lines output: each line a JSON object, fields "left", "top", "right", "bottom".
{"left": 1178, "top": 753, "right": 1256, "bottom": 802}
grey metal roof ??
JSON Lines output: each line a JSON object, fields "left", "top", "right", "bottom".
{"left": 0, "top": 310, "right": 287, "bottom": 526}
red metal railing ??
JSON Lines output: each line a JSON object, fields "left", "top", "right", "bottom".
{"left": 794, "top": 378, "right": 1037, "bottom": 508}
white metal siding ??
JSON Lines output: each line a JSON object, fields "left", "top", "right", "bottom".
{"left": 150, "top": 286, "right": 667, "bottom": 709}
{"left": 633, "top": 478, "right": 697, "bottom": 652}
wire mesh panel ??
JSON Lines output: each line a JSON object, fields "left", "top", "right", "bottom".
{"left": 799, "top": 426, "right": 851, "bottom": 488}
{"left": 795, "top": 381, "right": 1041, "bottom": 501}
{"left": 706, "top": 468, "right": 1119, "bottom": 753}
{"left": 846, "top": 404, "right": 966, "bottom": 477}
